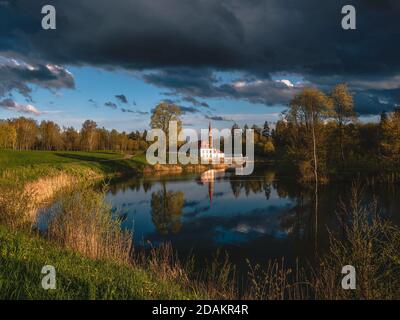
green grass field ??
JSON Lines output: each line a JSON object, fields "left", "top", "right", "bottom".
{"left": 0, "top": 150, "right": 147, "bottom": 186}
{"left": 0, "top": 226, "right": 199, "bottom": 300}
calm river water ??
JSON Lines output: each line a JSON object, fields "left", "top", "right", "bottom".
{"left": 104, "top": 167, "right": 400, "bottom": 268}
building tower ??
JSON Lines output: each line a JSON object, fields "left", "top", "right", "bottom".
{"left": 208, "top": 122, "right": 213, "bottom": 149}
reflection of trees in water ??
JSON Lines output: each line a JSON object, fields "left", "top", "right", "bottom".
{"left": 107, "top": 178, "right": 154, "bottom": 195}
{"left": 142, "top": 180, "right": 153, "bottom": 193}
{"left": 229, "top": 171, "right": 276, "bottom": 199}
{"left": 109, "top": 170, "right": 400, "bottom": 250}
{"left": 151, "top": 182, "right": 184, "bottom": 235}
{"left": 228, "top": 170, "right": 314, "bottom": 201}
{"left": 228, "top": 170, "right": 321, "bottom": 254}
{"left": 277, "top": 181, "right": 400, "bottom": 261}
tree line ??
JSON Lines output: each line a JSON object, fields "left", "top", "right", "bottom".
{"left": 267, "top": 84, "right": 400, "bottom": 182}
{"left": 0, "top": 118, "right": 149, "bottom": 153}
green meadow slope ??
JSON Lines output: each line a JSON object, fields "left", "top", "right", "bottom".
{"left": 0, "top": 226, "right": 200, "bottom": 300}
{"left": 0, "top": 150, "right": 147, "bottom": 186}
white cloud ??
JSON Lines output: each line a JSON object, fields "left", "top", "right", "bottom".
{"left": 0, "top": 99, "right": 41, "bottom": 115}
{"left": 276, "top": 79, "right": 294, "bottom": 88}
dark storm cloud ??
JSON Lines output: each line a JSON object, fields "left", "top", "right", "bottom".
{"left": 354, "top": 89, "right": 400, "bottom": 115}
{"left": 143, "top": 68, "right": 298, "bottom": 106}
{"left": 3, "top": 0, "right": 400, "bottom": 114}
{"left": 0, "top": 55, "right": 75, "bottom": 99}
{"left": 115, "top": 94, "right": 128, "bottom": 104}
{"left": 5, "top": 1, "right": 399, "bottom": 74}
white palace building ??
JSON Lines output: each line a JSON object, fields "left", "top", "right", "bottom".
{"left": 199, "top": 123, "right": 225, "bottom": 163}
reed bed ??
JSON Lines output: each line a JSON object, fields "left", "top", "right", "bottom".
{"left": 46, "top": 187, "right": 132, "bottom": 264}
{"left": 0, "top": 184, "right": 35, "bottom": 230}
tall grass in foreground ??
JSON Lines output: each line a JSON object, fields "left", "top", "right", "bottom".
{"left": 311, "top": 185, "right": 400, "bottom": 299}
{"left": 134, "top": 244, "right": 239, "bottom": 299}
{"left": 244, "top": 259, "right": 310, "bottom": 299}
{"left": 0, "top": 184, "right": 34, "bottom": 230}
{"left": 46, "top": 187, "right": 132, "bottom": 263}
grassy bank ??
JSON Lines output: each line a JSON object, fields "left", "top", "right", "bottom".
{"left": 0, "top": 226, "right": 201, "bottom": 300}
{"left": 0, "top": 150, "right": 147, "bottom": 186}
{"left": 0, "top": 150, "right": 216, "bottom": 186}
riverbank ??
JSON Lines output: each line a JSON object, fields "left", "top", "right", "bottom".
{"left": 0, "top": 150, "right": 225, "bottom": 185}
{"left": 0, "top": 226, "right": 202, "bottom": 300}
{"left": 0, "top": 150, "right": 226, "bottom": 218}
{"left": 0, "top": 150, "right": 143, "bottom": 187}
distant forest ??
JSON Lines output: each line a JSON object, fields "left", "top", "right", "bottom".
{"left": 0, "top": 118, "right": 149, "bottom": 153}
{"left": 1, "top": 84, "right": 400, "bottom": 182}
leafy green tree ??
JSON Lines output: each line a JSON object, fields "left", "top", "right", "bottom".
{"left": 80, "top": 120, "right": 98, "bottom": 151}
{"left": 150, "top": 102, "right": 182, "bottom": 138}
{"left": 331, "top": 84, "right": 355, "bottom": 161}
{"left": 150, "top": 102, "right": 182, "bottom": 159}
{"left": 10, "top": 117, "right": 39, "bottom": 150}
{"left": 39, "top": 120, "right": 63, "bottom": 150}
{"left": 288, "top": 88, "right": 333, "bottom": 184}
{"left": 381, "top": 108, "right": 400, "bottom": 164}
{"left": 0, "top": 122, "right": 16, "bottom": 149}
{"left": 62, "top": 127, "right": 80, "bottom": 151}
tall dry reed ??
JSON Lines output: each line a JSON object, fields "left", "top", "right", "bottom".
{"left": 0, "top": 185, "right": 35, "bottom": 230}
{"left": 311, "top": 184, "right": 400, "bottom": 299}
{"left": 47, "top": 187, "right": 132, "bottom": 263}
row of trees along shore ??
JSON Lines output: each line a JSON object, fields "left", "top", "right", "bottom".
{"left": 1, "top": 84, "right": 400, "bottom": 181}
{"left": 0, "top": 119, "right": 149, "bottom": 152}
{"left": 271, "top": 84, "right": 400, "bottom": 183}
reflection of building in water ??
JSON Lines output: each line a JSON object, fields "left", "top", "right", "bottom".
{"left": 200, "top": 169, "right": 225, "bottom": 205}
{"left": 199, "top": 123, "right": 225, "bottom": 163}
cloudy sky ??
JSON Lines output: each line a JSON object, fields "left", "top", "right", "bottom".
{"left": 1, "top": 0, "right": 399, "bottom": 131}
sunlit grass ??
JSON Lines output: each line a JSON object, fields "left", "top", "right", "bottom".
{"left": 0, "top": 226, "right": 200, "bottom": 300}
{"left": 0, "top": 150, "right": 142, "bottom": 186}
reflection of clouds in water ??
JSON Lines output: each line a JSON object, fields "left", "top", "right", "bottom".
{"left": 102, "top": 169, "right": 400, "bottom": 268}
{"left": 107, "top": 170, "right": 312, "bottom": 251}
{"left": 147, "top": 204, "right": 296, "bottom": 246}
{"left": 234, "top": 224, "right": 266, "bottom": 234}
{"left": 235, "top": 224, "right": 251, "bottom": 233}
{"left": 225, "top": 207, "right": 292, "bottom": 241}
